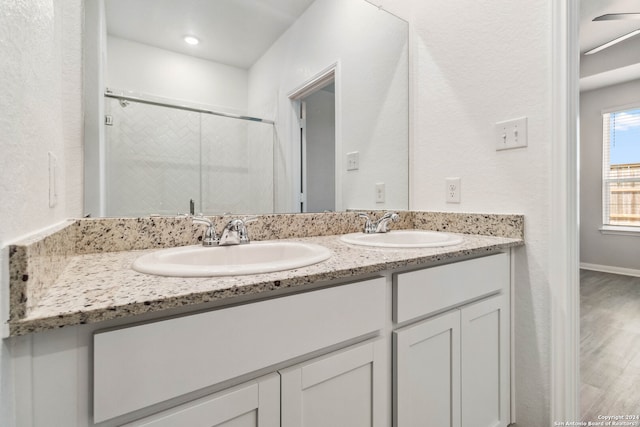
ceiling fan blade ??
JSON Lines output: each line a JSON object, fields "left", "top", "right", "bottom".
{"left": 593, "top": 13, "right": 640, "bottom": 21}
{"left": 584, "top": 29, "right": 640, "bottom": 55}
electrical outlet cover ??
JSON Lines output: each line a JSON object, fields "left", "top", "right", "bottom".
{"left": 375, "top": 182, "right": 385, "bottom": 203}
{"left": 445, "top": 177, "right": 461, "bottom": 203}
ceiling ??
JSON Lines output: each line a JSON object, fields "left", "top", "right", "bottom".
{"left": 105, "top": 0, "right": 639, "bottom": 89}
{"left": 580, "top": 0, "right": 640, "bottom": 91}
{"left": 580, "top": 0, "right": 640, "bottom": 53}
{"left": 105, "top": 0, "right": 316, "bottom": 69}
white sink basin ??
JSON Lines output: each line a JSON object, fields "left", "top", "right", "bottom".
{"left": 132, "top": 241, "right": 332, "bottom": 277}
{"left": 340, "top": 230, "right": 464, "bottom": 248}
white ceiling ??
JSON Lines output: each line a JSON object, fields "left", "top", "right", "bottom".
{"left": 106, "top": 0, "right": 640, "bottom": 89}
{"left": 580, "top": 0, "right": 640, "bottom": 91}
{"left": 105, "top": 0, "right": 316, "bottom": 69}
{"left": 580, "top": 0, "right": 640, "bottom": 53}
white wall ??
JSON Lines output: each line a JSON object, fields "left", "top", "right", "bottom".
{"left": 0, "top": 0, "right": 84, "bottom": 424}
{"left": 107, "top": 36, "right": 248, "bottom": 113}
{"left": 0, "top": 0, "right": 561, "bottom": 425}
{"left": 580, "top": 80, "right": 640, "bottom": 271}
{"left": 248, "top": 0, "right": 408, "bottom": 212}
{"left": 379, "top": 0, "right": 553, "bottom": 425}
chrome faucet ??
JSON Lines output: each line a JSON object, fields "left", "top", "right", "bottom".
{"left": 218, "top": 217, "right": 257, "bottom": 246}
{"left": 358, "top": 211, "right": 400, "bottom": 233}
{"left": 191, "top": 215, "right": 219, "bottom": 246}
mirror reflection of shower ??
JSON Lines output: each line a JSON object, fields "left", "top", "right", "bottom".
{"left": 103, "top": 91, "right": 275, "bottom": 217}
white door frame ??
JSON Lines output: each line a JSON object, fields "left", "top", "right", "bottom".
{"left": 551, "top": 0, "right": 580, "bottom": 423}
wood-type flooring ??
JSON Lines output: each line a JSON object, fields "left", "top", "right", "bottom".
{"left": 580, "top": 269, "right": 640, "bottom": 423}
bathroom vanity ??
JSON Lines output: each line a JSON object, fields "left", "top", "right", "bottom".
{"left": 6, "top": 211, "right": 523, "bottom": 427}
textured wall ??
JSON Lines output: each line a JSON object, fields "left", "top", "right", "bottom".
{"left": 377, "top": 0, "right": 553, "bottom": 425}
{"left": 0, "top": 0, "right": 83, "bottom": 241}
{"left": 0, "top": 0, "right": 84, "bottom": 424}
{"left": 580, "top": 80, "right": 640, "bottom": 271}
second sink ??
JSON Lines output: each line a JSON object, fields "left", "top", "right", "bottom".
{"left": 132, "top": 241, "right": 332, "bottom": 277}
{"left": 340, "top": 230, "right": 464, "bottom": 248}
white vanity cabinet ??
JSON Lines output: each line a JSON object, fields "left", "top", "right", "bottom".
{"left": 393, "top": 252, "right": 511, "bottom": 427}
{"left": 281, "top": 339, "right": 386, "bottom": 427}
{"left": 93, "top": 277, "right": 386, "bottom": 425}
{"left": 11, "top": 250, "right": 514, "bottom": 427}
{"left": 122, "top": 373, "right": 280, "bottom": 427}
{"left": 122, "top": 338, "right": 385, "bottom": 427}
{"left": 394, "top": 309, "right": 461, "bottom": 427}
{"left": 460, "top": 294, "right": 510, "bottom": 427}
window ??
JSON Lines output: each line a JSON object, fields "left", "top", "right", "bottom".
{"left": 602, "top": 108, "right": 640, "bottom": 228}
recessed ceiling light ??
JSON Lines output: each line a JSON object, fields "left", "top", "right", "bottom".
{"left": 184, "top": 36, "right": 199, "bottom": 46}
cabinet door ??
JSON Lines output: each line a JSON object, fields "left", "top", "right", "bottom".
{"left": 460, "top": 294, "right": 510, "bottom": 427}
{"left": 281, "top": 339, "right": 385, "bottom": 427}
{"left": 122, "top": 373, "right": 279, "bottom": 427}
{"left": 394, "top": 310, "right": 461, "bottom": 427}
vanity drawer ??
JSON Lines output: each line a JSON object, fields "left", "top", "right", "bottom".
{"left": 393, "top": 252, "right": 509, "bottom": 324}
{"left": 94, "top": 277, "right": 385, "bottom": 423}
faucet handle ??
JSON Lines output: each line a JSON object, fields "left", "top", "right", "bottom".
{"left": 381, "top": 211, "right": 400, "bottom": 221}
{"left": 374, "top": 211, "right": 400, "bottom": 233}
{"left": 191, "top": 215, "right": 213, "bottom": 227}
{"left": 241, "top": 216, "right": 258, "bottom": 224}
{"left": 191, "top": 215, "right": 218, "bottom": 246}
{"left": 358, "top": 213, "right": 375, "bottom": 234}
{"left": 238, "top": 216, "right": 258, "bottom": 243}
{"left": 222, "top": 217, "right": 256, "bottom": 244}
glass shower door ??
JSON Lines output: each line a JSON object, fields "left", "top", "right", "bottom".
{"left": 104, "top": 98, "right": 200, "bottom": 217}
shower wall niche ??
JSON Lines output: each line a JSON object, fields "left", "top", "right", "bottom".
{"left": 104, "top": 97, "right": 274, "bottom": 217}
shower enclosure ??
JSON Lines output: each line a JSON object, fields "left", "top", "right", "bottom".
{"left": 103, "top": 93, "right": 275, "bottom": 217}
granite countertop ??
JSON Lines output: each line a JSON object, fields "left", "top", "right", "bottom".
{"left": 10, "top": 232, "right": 522, "bottom": 336}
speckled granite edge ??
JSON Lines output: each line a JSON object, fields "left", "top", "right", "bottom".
{"left": 6, "top": 211, "right": 524, "bottom": 333}
{"left": 8, "top": 220, "right": 77, "bottom": 321}
{"left": 411, "top": 211, "right": 524, "bottom": 240}
{"left": 8, "top": 235, "right": 523, "bottom": 336}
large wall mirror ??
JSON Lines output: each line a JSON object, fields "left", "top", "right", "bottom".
{"left": 84, "top": 0, "right": 409, "bottom": 217}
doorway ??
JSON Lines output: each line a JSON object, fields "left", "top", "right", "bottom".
{"left": 299, "top": 84, "right": 336, "bottom": 212}
{"left": 289, "top": 67, "right": 339, "bottom": 213}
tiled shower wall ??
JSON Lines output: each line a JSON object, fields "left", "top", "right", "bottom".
{"left": 104, "top": 98, "right": 274, "bottom": 216}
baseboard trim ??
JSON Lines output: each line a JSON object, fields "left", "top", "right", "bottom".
{"left": 580, "top": 263, "right": 640, "bottom": 278}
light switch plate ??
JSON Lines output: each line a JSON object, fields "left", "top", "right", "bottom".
{"left": 495, "top": 117, "right": 527, "bottom": 151}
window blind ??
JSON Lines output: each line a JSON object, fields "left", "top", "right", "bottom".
{"left": 602, "top": 108, "right": 640, "bottom": 227}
